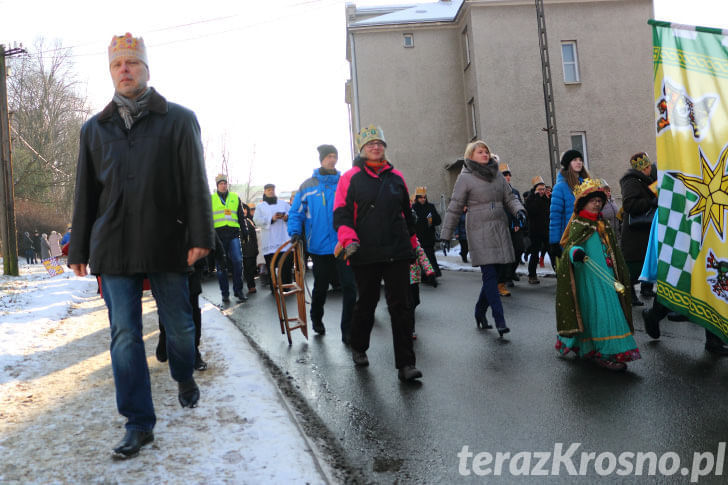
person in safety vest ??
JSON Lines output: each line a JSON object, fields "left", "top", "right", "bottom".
{"left": 212, "top": 173, "right": 247, "bottom": 303}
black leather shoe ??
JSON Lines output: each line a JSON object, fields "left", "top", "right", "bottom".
{"left": 352, "top": 350, "right": 369, "bottom": 366}
{"left": 235, "top": 292, "right": 248, "bottom": 302}
{"left": 221, "top": 295, "right": 230, "bottom": 304}
{"left": 398, "top": 365, "right": 423, "bottom": 382}
{"left": 155, "top": 339, "right": 167, "bottom": 363}
{"left": 705, "top": 330, "right": 728, "bottom": 356}
{"left": 112, "top": 429, "right": 154, "bottom": 459}
{"left": 667, "top": 312, "right": 689, "bottom": 322}
{"left": 497, "top": 326, "right": 511, "bottom": 338}
{"left": 475, "top": 315, "right": 492, "bottom": 329}
{"left": 642, "top": 309, "right": 661, "bottom": 339}
{"left": 312, "top": 319, "right": 326, "bottom": 335}
{"left": 194, "top": 352, "right": 208, "bottom": 371}
{"left": 178, "top": 378, "right": 200, "bottom": 408}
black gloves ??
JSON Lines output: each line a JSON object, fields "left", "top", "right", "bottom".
{"left": 571, "top": 247, "right": 586, "bottom": 262}
{"left": 549, "top": 243, "right": 563, "bottom": 260}
{"left": 516, "top": 210, "right": 527, "bottom": 228}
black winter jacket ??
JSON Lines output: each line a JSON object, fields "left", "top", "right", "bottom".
{"left": 68, "top": 89, "right": 214, "bottom": 274}
{"left": 525, "top": 192, "right": 550, "bottom": 240}
{"left": 333, "top": 156, "right": 415, "bottom": 266}
{"left": 413, "top": 200, "right": 441, "bottom": 248}
{"left": 619, "top": 168, "right": 657, "bottom": 262}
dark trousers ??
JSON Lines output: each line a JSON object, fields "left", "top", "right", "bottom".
{"left": 528, "top": 235, "right": 548, "bottom": 277}
{"left": 458, "top": 238, "right": 469, "bottom": 262}
{"left": 422, "top": 245, "right": 441, "bottom": 276}
{"left": 159, "top": 270, "right": 202, "bottom": 355}
{"left": 510, "top": 229, "right": 525, "bottom": 277}
{"left": 310, "top": 254, "right": 357, "bottom": 337}
{"left": 243, "top": 256, "right": 257, "bottom": 289}
{"left": 647, "top": 299, "right": 720, "bottom": 344}
{"left": 409, "top": 283, "right": 420, "bottom": 334}
{"left": 351, "top": 260, "right": 415, "bottom": 369}
{"left": 265, "top": 252, "right": 293, "bottom": 292}
{"left": 476, "top": 264, "right": 506, "bottom": 328}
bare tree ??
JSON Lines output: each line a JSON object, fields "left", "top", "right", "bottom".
{"left": 8, "top": 38, "right": 90, "bottom": 221}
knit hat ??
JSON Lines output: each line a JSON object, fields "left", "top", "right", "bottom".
{"left": 264, "top": 183, "right": 275, "bottom": 190}
{"left": 498, "top": 162, "right": 511, "bottom": 174}
{"left": 215, "top": 173, "right": 227, "bottom": 184}
{"left": 531, "top": 176, "right": 545, "bottom": 188}
{"left": 355, "top": 125, "right": 387, "bottom": 152}
{"left": 560, "top": 149, "right": 583, "bottom": 169}
{"left": 317, "top": 144, "right": 338, "bottom": 162}
{"left": 630, "top": 152, "right": 651, "bottom": 171}
{"left": 108, "top": 33, "right": 148, "bottom": 67}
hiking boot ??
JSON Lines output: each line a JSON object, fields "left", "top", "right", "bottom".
{"left": 352, "top": 350, "right": 369, "bottom": 366}
{"left": 398, "top": 365, "right": 423, "bottom": 382}
{"left": 497, "top": 283, "right": 511, "bottom": 297}
{"left": 528, "top": 276, "right": 540, "bottom": 285}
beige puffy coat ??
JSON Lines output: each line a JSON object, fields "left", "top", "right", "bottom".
{"left": 440, "top": 160, "right": 524, "bottom": 266}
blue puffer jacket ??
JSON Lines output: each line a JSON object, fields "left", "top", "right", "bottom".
{"left": 549, "top": 172, "right": 583, "bottom": 244}
{"left": 288, "top": 168, "right": 340, "bottom": 255}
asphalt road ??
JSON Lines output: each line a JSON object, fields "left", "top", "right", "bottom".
{"left": 202, "top": 266, "right": 728, "bottom": 484}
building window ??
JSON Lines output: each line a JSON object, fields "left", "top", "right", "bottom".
{"left": 570, "top": 132, "right": 588, "bottom": 167}
{"left": 468, "top": 98, "right": 477, "bottom": 140}
{"left": 561, "top": 41, "right": 580, "bottom": 83}
{"left": 462, "top": 27, "right": 471, "bottom": 69}
{"left": 403, "top": 33, "right": 414, "bottom": 48}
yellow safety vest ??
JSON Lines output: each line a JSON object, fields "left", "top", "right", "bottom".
{"left": 211, "top": 191, "right": 241, "bottom": 229}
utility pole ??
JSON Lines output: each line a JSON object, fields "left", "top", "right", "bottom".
{"left": 535, "top": 0, "right": 560, "bottom": 185}
{"left": 0, "top": 44, "right": 26, "bottom": 276}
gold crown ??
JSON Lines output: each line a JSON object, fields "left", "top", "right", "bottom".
{"left": 630, "top": 152, "right": 651, "bottom": 171}
{"left": 573, "top": 178, "right": 606, "bottom": 200}
{"left": 498, "top": 162, "right": 511, "bottom": 173}
{"left": 415, "top": 186, "right": 427, "bottom": 196}
{"left": 355, "top": 125, "right": 386, "bottom": 152}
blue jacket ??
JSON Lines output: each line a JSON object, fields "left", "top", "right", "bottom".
{"left": 549, "top": 172, "right": 583, "bottom": 244}
{"left": 288, "top": 168, "right": 340, "bottom": 255}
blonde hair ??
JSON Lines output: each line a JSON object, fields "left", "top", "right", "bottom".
{"left": 464, "top": 140, "right": 491, "bottom": 160}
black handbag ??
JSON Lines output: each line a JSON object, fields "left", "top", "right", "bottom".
{"left": 627, "top": 206, "right": 656, "bottom": 229}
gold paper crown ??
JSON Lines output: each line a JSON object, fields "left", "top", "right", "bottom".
{"left": 355, "top": 125, "right": 386, "bottom": 152}
{"left": 630, "top": 152, "right": 651, "bottom": 171}
{"left": 415, "top": 186, "right": 427, "bottom": 196}
{"left": 498, "top": 162, "right": 511, "bottom": 173}
{"left": 573, "top": 178, "right": 606, "bottom": 200}
{"left": 108, "top": 32, "right": 148, "bottom": 66}
{"left": 531, "top": 176, "right": 545, "bottom": 187}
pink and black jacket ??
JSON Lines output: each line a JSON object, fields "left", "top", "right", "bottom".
{"left": 333, "top": 156, "right": 416, "bottom": 266}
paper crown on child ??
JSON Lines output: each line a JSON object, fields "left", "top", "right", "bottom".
{"left": 498, "top": 162, "right": 511, "bottom": 173}
{"left": 531, "top": 176, "right": 545, "bottom": 187}
{"left": 573, "top": 178, "right": 607, "bottom": 203}
{"left": 355, "top": 125, "right": 387, "bottom": 152}
{"left": 415, "top": 186, "right": 427, "bottom": 197}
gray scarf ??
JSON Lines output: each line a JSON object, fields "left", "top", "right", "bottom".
{"left": 464, "top": 158, "right": 499, "bottom": 182}
{"left": 113, "top": 87, "right": 154, "bottom": 129}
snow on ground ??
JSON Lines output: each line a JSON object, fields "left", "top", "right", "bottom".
{"left": 0, "top": 262, "right": 325, "bottom": 484}
{"left": 435, "top": 244, "right": 557, "bottom": 277}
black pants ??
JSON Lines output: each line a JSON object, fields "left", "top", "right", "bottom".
{"left": 528, "top": 235, "right": 548, "bottom": 277}
{"left": 310, "top": 254, "right": 357, "bottom": 337}
{"left": 509, "top": 229, "right": 525, "bottom": 279}
{"left": 422, "top": 245, "right": 441, "bottom": 276}
{"left": 351, "top": 260, "right": 415, "bottom": 369}
{"left": 243, "top": 256, "right": 257, "bottom": 289}
{"left": 647, "top": 299, "right": 720, "bottom": 344}
{"left": 409, "top": 283, "right": 420, "bottom": 334}
{"left": 264, "top": 252, "right": 293, "bottom": 292}
{"left": 458, "top": 239, "right": 468, "bottom": 262}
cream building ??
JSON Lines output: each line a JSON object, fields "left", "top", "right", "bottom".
{"left": 346, "top": 0, "right": 656, "bottom": 204}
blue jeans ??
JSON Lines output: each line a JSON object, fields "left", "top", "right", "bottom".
{"left": 475, "top": 265, "right": 506, "bottom": 328}
{"left": 101, "top": 272, "right": 196, "bottom": 431}
{"left": 216, "top": 235, "right": 244, "bottom": 297}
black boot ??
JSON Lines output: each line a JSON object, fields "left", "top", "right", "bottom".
{"left": 641, "top": 308, "right": 661, "bottom": 339}
{"left": 194, "top": 351, "right": 208, "bottom": 371}
{"left": 705, "top": 330, "right": 728, "bottom": 356}
{"left": 178, "top": 377, "right": 200, "bottom": 408}
{"left": 112, "top": 429, "right": 154, "bottom": 459}
{"left": 311, "top": 318, "right": 326, "bottom": 335}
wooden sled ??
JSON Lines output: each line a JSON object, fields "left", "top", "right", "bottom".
{"left": 270, "top": 239, "right": 308, "bottom": 345}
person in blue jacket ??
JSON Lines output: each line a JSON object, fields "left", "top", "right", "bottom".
{"left": 548, "top": 149, "right": 591, "bottom": 260}
{"left": 288, "top": 144, "right": 357, "bottom": 343}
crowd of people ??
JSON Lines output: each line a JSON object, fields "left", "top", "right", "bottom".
{"left": 18, "top": 226, "right": 71, "bottom": 264}
{"left": 56, "top": 32, "right": 724, "bottom": 461}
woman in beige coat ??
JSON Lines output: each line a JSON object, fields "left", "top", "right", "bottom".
{"left": 440, "top": 140, "right": 526, "bottom": 336}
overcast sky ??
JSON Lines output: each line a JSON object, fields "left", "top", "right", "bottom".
{"left": 1, "top": 0, "right": 726, "bottom": 194}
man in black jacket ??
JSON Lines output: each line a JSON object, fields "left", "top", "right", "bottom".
{"left": 412, "top": 187, "right": 442, "bottom": 279}
{"left": 68, "top": 33, "right": 214, "bottom": 459}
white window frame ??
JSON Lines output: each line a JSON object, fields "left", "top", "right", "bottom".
{"left": 462, "top": 26, "right": 471, "bottom": 69}
{"left": 570, "top": 132, "right": 588, "bottom": 168}
{"left": 403, "top": 33, "right": 414, "bottom": 48}
{"left": 561, "top": 41, "right": 581, "bottom": 83}
{"left": 468, "top": 98, "right": 477, "bottom": 140}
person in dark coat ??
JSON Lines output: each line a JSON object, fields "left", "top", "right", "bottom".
{"left": 412, "top": 187, "right": 442, "bottom": 279}
{"left": 241, "top": 203, "right": 259, "bottom": 294}
{"left": 498, "top": 162, "right": 525, "bottom": 293}
{"left": 454, "top": 206, "right": 468, "bottom": 262}
{"left": 20, "top": 231, "right": 36, "bottom": 264}
{"left": 32, "top": 230, "right": 42, "bottom": 262}
{"left": 525, "top": 176, "right": 550, "bottom": 284}
{"left": 333, "top": 124, "right": 422, "bottom": 382}
{"left": 619, "top": 153, "right": 657, "bottom": 306}
{"left": 68, "top": 33, "right": 214, "bottom": 459}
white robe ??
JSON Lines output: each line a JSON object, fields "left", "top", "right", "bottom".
{"left": 253, "top": 200, "right": 291, "bottom": 255}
